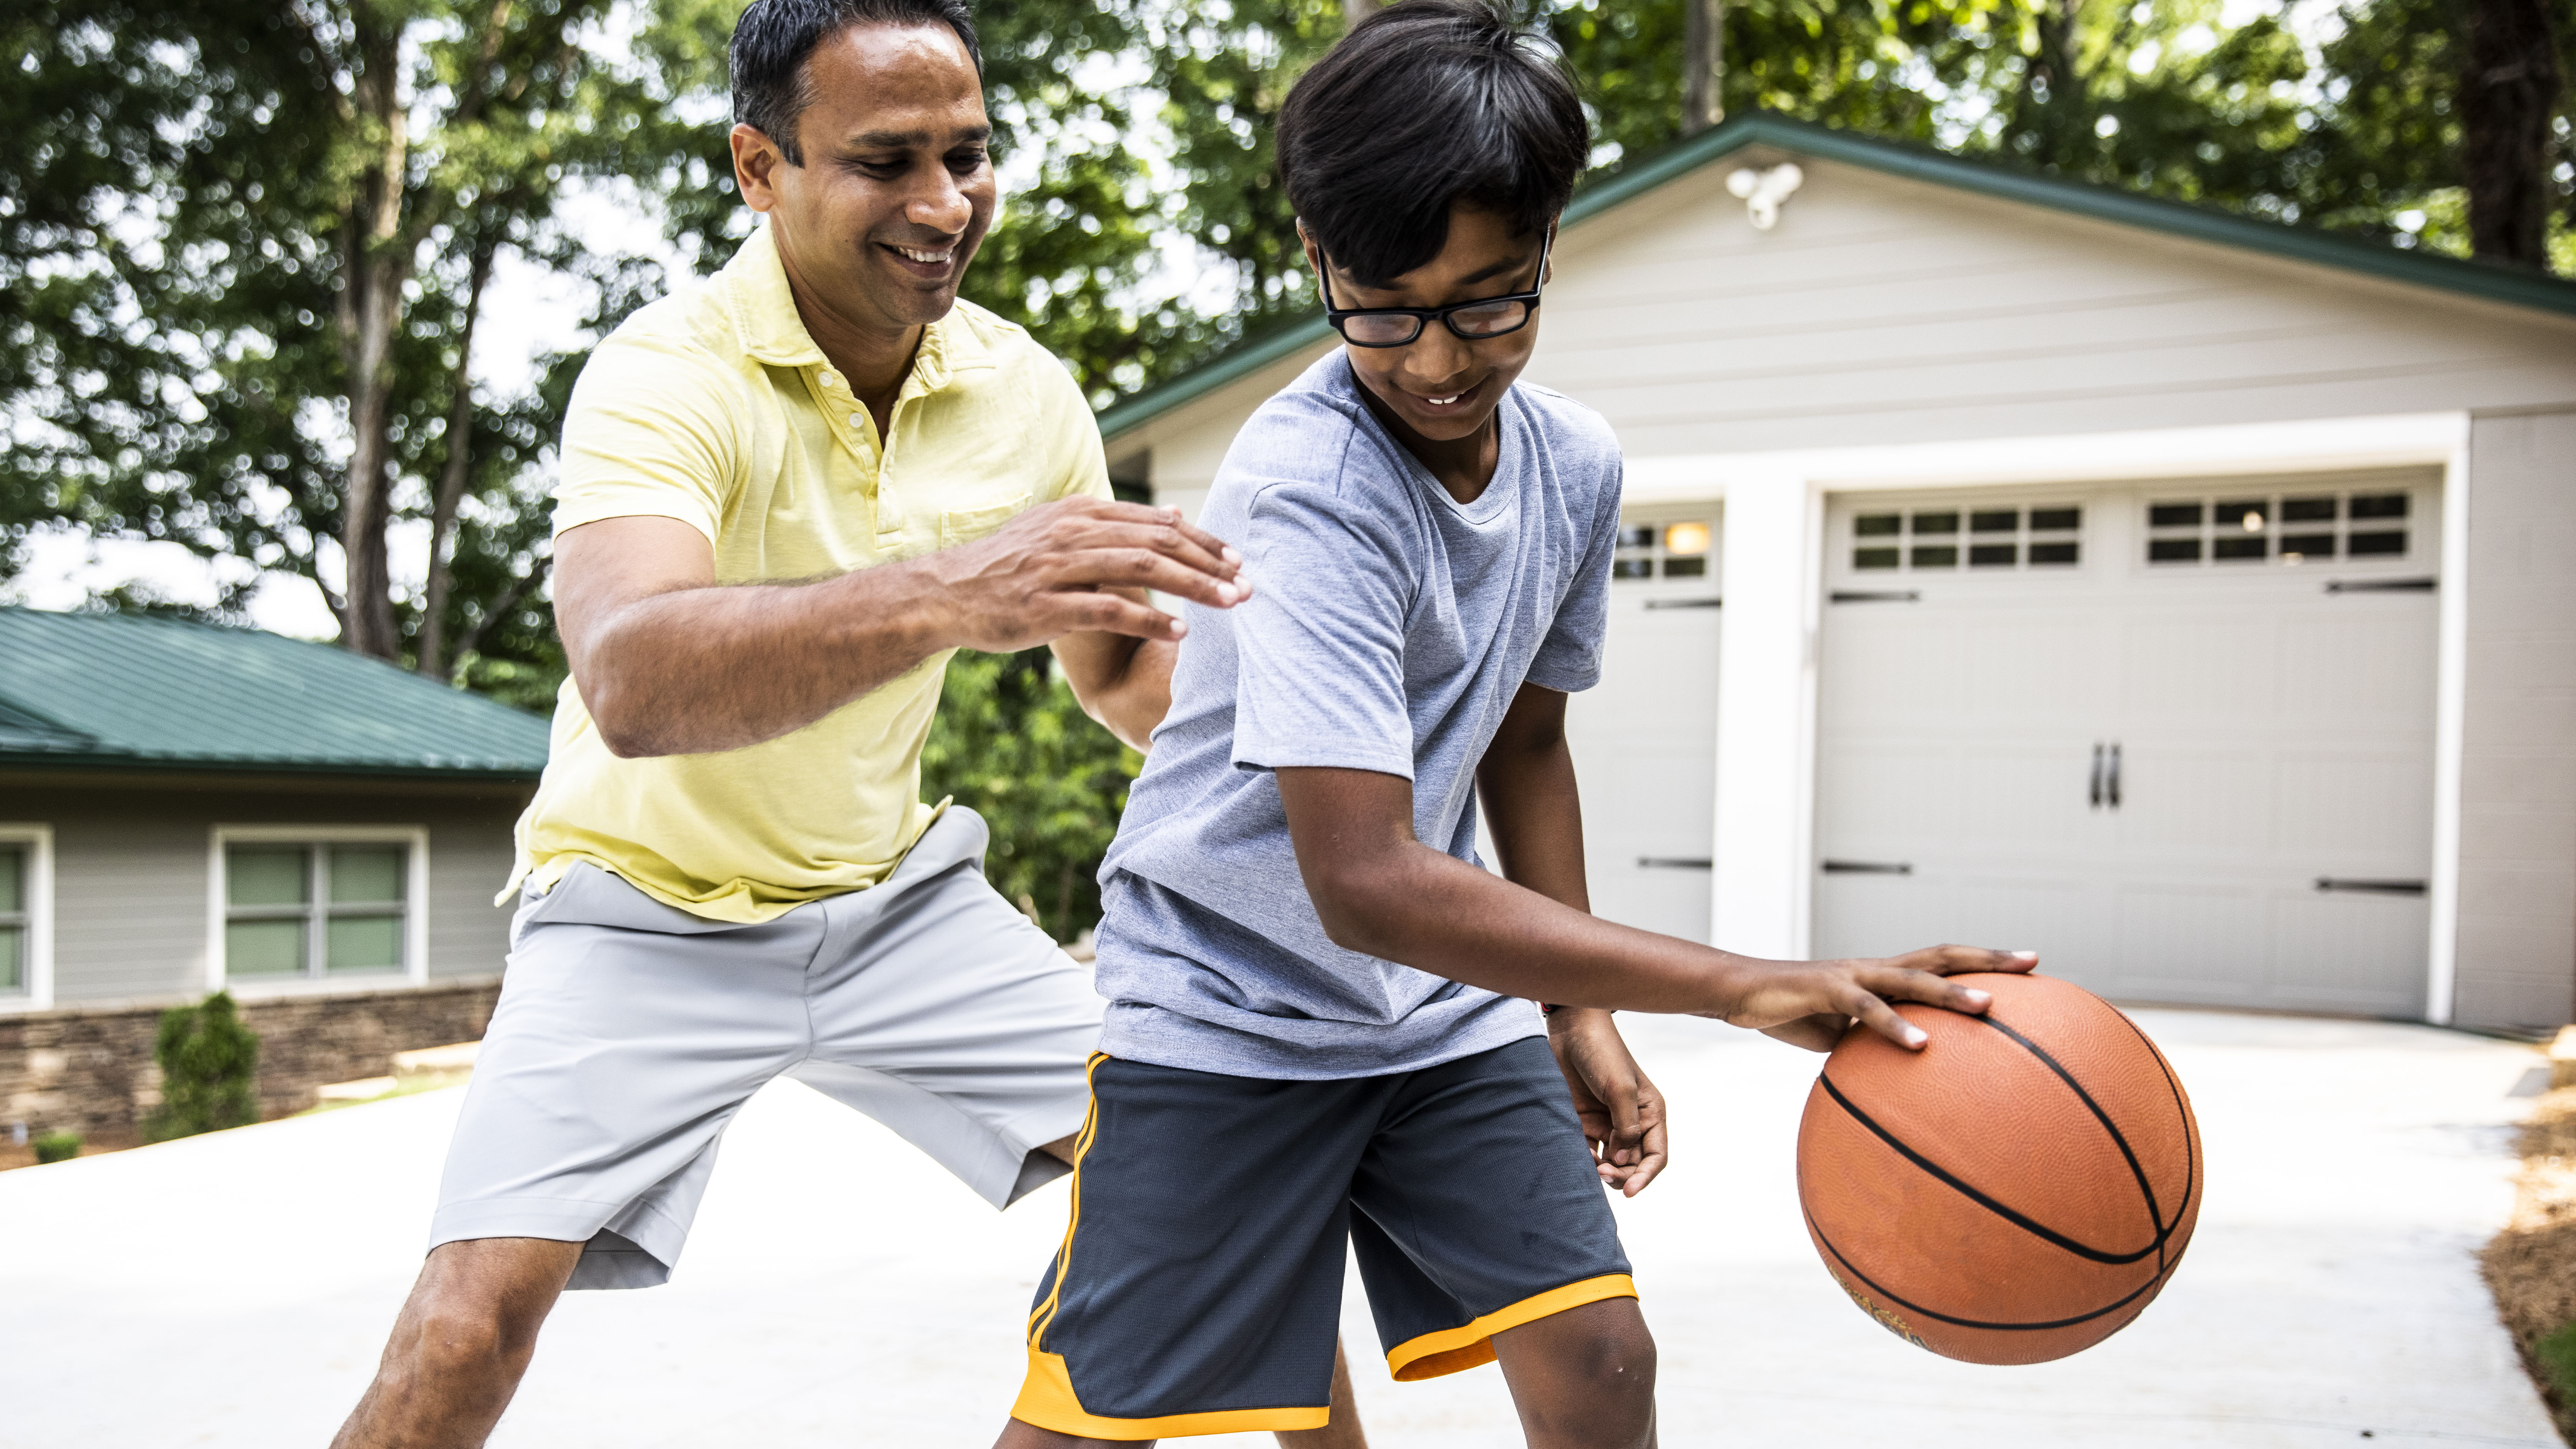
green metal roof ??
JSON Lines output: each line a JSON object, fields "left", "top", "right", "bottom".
{"left": 0, "top": 607, "right": 550, "bottom": 779}
{"left": 1099, "top": 111, "right": 2576, "bottom": 444}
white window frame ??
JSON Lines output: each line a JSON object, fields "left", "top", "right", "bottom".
{"left": 0, "top": 824, "right": 56, "bottom": 1012}
{"left": 207, "top": 826, "right": 430, "bottom": 995}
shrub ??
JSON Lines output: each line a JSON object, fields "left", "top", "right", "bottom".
{"left": 142, "top": 992, "right": 261, "bottom": 1142}
{"left": 31, "top": 1131, "right": 80, "bottom": 1164}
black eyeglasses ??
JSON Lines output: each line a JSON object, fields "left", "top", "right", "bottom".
{"left": 1314, "top": 234, "right": 1551, "bottom": 348}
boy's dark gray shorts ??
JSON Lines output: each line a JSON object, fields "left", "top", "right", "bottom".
{"left": 1011, "top": 1037, "right": 1637, "bottom": 1440}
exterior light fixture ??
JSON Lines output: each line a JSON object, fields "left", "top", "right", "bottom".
{"left": 1726, "top": 164, "right": 1805, "bottom": 230}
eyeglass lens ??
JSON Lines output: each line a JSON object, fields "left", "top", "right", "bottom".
{"left": 1340, "top": 298, "right": 1532, "bottom": 347}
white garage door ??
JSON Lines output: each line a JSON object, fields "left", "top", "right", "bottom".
{"left": 1811, "top": 470, "right": 2439, "bottom": 1017}
{"left": 1561, "top": 508, "right": 1722, "bottom": 942}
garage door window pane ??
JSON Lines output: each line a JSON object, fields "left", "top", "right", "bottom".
{"left": 1910, "top": 545, "right": 1959, "bottom": 568}
{"left": 1970, "top": 543, "right": 2017, "bottom": 567}
{"left": 2149, "top": 538, "right": 2202, "bottom": 562}
{"left": 2348, "top": 531, "right": 2407, "bottom": 556}
{"left": 1971, "top": 509, "right": 2019, "bottom": 534}
{"left": 2282, "top": 496, "right": 2338, "bottom": 523}
{"left": 1911, "top": 511, "right": 1959, "bottom": 536}
{"left": 2030, "top": 506, "right": 2081, "bottom": 533}
{"left": 326, "top": 915, "right": 404, "bottom": 973}
{"left": 2149, "top": 502, "right": 2204, "bottom": 528}
{"left": 2351, "top": 493, "right": 2409, "bottom": 520}
{"left": 2214, "top": 535, "right": 2268, "bottom": 561}
{"left": 1854, "top": 547, "right": 1899, "bottom": 570}
{"left": 1855, "top": 514, "right": 1900, "bottom": 538}
{"left": 2029, "top": 541, "right": 2080, "bottom": 566}
{"left": 227, "top": 918, "right": 306, "bottom": 976}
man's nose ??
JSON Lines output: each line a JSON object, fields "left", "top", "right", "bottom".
{"left": 909, "top": 166, "right": 974, "bottom": 235}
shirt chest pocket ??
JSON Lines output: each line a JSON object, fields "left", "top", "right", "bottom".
{"left": 938, "top": 492, "right": 1033, "bottom": 548}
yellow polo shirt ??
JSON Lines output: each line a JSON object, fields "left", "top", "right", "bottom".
{"left": 504, "top": 223, "right": 1112, "bottom": 922}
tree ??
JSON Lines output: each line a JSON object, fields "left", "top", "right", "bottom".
{"left": 919, "top": 648, "right": 1140, "bottom": 942}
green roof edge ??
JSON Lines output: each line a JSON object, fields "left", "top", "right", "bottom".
{"left": 1099, "top": 111, "right": 2576, "bottom": 445}
{"left": 0, "top": 749, "right": 543, "bottom": 782}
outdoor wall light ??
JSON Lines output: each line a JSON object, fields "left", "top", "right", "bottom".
{"left": 1727, "top": 163, "right": 1805, "bottom": 230}
{"left": 1664, "top": 521, "right": 1713, "bottom": 556}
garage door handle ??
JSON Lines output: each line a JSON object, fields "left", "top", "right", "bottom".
{"left": 1821, "top": 859, "right": 1913, "bottom": 874}
{"left": 1829, "top": 589, "right": 1921, "bottom": 604}
{"left": 2314, "top": 877, "right": 2427, "bottom": 896}
{"left": 1637, "top": 856, "right": 1713, "bottom": 870}
{"left": 1644, "top": 597, "right": 1722, "bottom": 610}
{"left": 2089, "top": 743, "right": 2105, "bottom": 808}
{"left": 2325, "top": 577, "right": 2436, "bottom": 594}
{"left": 2107, "top": 742, "right": 2122, "bottom": 809}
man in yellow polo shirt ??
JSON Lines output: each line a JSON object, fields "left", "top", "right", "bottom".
{"left": 331, "top": 3, "right": 1368, "bottom": 1446}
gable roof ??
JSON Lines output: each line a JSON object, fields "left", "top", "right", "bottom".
{"left": 0, "top": 607, "right": 550, "bottom": 780}
{"left": 1098, "top": 111, "right": 2576, "bottom": 444}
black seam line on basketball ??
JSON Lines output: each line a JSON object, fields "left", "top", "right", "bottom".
{"left": 1805, "top": 1207, "right": 2174, "bottom": 1333}
{"left": 1817, "top": 1073, "right": 2167, "bottom": 1266}
{"left": 1969, "top": 1012, "right": 2167, "bottom": 1247}
{"left": 2103, "top": 1007, "right": 2201, "bottom": 1269}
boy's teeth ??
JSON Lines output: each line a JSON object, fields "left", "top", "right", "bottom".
{"left": 1428, "top": 394, "right": 1459, "bottom": 405}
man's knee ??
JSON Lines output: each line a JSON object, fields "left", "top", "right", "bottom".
{"left": 395, "top": 1238, "right": 581, "bottom": 1379}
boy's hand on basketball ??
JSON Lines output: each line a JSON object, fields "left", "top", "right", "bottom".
{"left": 1546, "top": 1008, "right": 1668, "bottom": 1197}
{"left": 1724, "top": 946, "right": 2037, "bottom": 1053}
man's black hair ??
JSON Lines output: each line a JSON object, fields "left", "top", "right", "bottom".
{"left": 731, "top": 0, "right": 983, "bottom": 165}
{"left": 1277, "top": 0, "right": 1588, "bottom": 288}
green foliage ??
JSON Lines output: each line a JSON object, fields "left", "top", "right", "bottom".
{"left": 143, "top": 992, "right": 261, "bottom": 1143}
{"left": 919, "top": 648, "right": 1141, "bottom": 943}
{"left": 2541, "top": 1319, "right": 2576, "bottom": 1407}
{"left": 31, "top": 1130, "right": 83, "bottom": 1164}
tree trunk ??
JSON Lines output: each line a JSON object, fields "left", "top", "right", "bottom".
{"left": 336, "top": 12, "right": 413, "bottom": 660}
{"left": 2027, "top": 0, "right": 2092, "bottom": 169}
{"left": 1684, "top": 0, "right": 1725, "bottom": 134}
{"left": 2457, "top": 0, "right": 2563, "bottom": 268}
{"left": 418, "top": 245, "right": 495, "bottom": 678}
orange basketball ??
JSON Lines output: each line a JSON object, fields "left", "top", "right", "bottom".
{"left": 1794, "top": 971, "right": 2202, "bottom": 1365}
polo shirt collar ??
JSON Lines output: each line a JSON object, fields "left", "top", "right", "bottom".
{"left": 723, "top": 222, "right": 990, "bottom": 391}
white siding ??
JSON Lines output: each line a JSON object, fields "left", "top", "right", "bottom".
{"left": 2456, "top": 409, "right": 2576, "bottom": 1027}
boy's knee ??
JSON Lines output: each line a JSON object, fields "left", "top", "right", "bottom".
{"left": 1567, "top": 1315, "right": 1656, "bottom": 1398}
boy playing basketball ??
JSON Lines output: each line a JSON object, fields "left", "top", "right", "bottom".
{"left": 996, "top": 5, "right": 2032, "bottom": 1445}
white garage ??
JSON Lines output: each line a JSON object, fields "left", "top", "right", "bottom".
{"left": 1101, "top": 114, "right": 2576, "bottom": 1033}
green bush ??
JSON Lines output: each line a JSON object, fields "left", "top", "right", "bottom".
{"left": 142, "top": 992, "right": 261, "bottom": 1142}
{"left": 920, "top": 648, "right": 1141, "bottom": 944}
{"left": 2539, "top": 1320, "right": 2576, "bottom": 1407}
{"left": 31, "top": 1130, "right": 80, "bottom": 1164}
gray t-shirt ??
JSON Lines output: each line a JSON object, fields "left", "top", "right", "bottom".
{"left": 1094, "top": 351, "right": 1623, "bottom": 1079}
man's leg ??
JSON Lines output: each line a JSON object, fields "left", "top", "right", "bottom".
{"left": 331, "top": 1237, "right": 584, "bottom": 1449}
{"left": 1490, "top": 1298, "right": 1658, "bottom": 1449}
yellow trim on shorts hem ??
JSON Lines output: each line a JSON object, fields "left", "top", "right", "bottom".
{"left": 1384, "top": 1273, "right": 1640, "bottom": 1382}
{"left": 1011, "top": 1348, "right": 1329, "bottom": 1441}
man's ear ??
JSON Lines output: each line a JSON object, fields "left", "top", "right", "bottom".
{"left": 730, "top": 123, "right": 787, "bottom": 213}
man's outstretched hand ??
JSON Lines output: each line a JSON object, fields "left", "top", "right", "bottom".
{"left": 932, "top": 497, "right": 1252, "bottom": 652}
{"left": 1732, "top": 945, "right": 2039, "bottom": 1053}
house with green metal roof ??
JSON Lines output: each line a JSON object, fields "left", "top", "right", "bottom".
{"left": 0, "top": 607, "right": 548, "bottom": 1141}
{"left": 1103, "top": 112, "right": 2576, "bottom": 1034}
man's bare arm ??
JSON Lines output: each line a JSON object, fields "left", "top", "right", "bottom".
{"left": 1276, "top": 762, "right": 2032, "bottom": 1047}
{"left": 1051, "top": 593, "right": 1183, "bottom": 756}
{"left": 556, "top": 500, "right": 1246, "bottom": 758}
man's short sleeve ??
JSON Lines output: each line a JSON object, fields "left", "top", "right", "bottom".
{"left": 1525, "top": 455, "right": 1622, "bottom": 694}
{"left": 1231, "top": 477, "right": 1419, "bottom": 779}
{"left": 552, "top": 332, "right": 740, "bottom": 544}
{"left": 1025, "top": 349, "right": 1114, "bottom": 505}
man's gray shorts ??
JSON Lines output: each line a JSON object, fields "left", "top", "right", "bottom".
{"left": 430, "top": 808, "right": 1104, "bottom": 1290}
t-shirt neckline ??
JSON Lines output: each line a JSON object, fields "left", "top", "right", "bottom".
{"left": 1333, "top": 354, "right": 1519, "bottom": 526}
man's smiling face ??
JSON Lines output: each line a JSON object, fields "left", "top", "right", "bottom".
{"left": 736, "top": 21, "right": 996, "bottom": 336}
{"left": 1306, "top": 202, "right": 1549, "bottom": 449}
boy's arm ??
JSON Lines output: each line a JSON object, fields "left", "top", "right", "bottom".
{"left": 1475, "top": 682, "right": 1668, "bottom": 1196}
{"left": 1277, "top": 766, "right": 2032, "bottom": 1047}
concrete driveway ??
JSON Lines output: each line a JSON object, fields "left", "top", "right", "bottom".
{"left": 0, "top": 1007, "right": 2556, "bottom": 1447}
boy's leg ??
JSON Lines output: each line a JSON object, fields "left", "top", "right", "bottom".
{"left": 331, "top": 1237, "right": 584, "bottom": 1449}
{"left": 1490, "top": 1298, "right": 1658, "bottom": 1449}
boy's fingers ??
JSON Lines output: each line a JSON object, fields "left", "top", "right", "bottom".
{"left": 1846, "top": 989, "right": 1929, "bottom": 1050}
{"left": 1894, "top": 944, "right": 2037, "bottom": 977}
{"left": 1861, "top": 963, "right": 1995, "bottom": 1017}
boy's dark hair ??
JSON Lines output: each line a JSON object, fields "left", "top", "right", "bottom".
{"left": 1277, "top": 0, "right": 1588, "bottom": 288}
{"left": 731, "top": 0, "right": 983, "bottom": 165}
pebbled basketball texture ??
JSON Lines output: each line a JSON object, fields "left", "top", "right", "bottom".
{"left": 1795, "top": 972, "right": 2202, "bottom": 1365}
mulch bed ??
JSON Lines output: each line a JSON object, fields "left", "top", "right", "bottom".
{"left": 2485, "top": 1079, "right": 2576, "bottom": 1446}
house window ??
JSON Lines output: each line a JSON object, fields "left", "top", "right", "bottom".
{"left": 0, "top": 844, "right": 25, "bottom": 996}
{"left": 1852, "top": 505, "right": 2081, "bottom": 572}
{"left": 221, "top": 840, "right": 412, "bottom": 980}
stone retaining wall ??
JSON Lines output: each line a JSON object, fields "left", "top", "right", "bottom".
{"left": 0, "top": 979, "right": 503, "bottom": 1141}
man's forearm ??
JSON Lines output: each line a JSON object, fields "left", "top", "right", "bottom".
{"left": 583, "top": 561, "right": 952, "bottom": 757}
